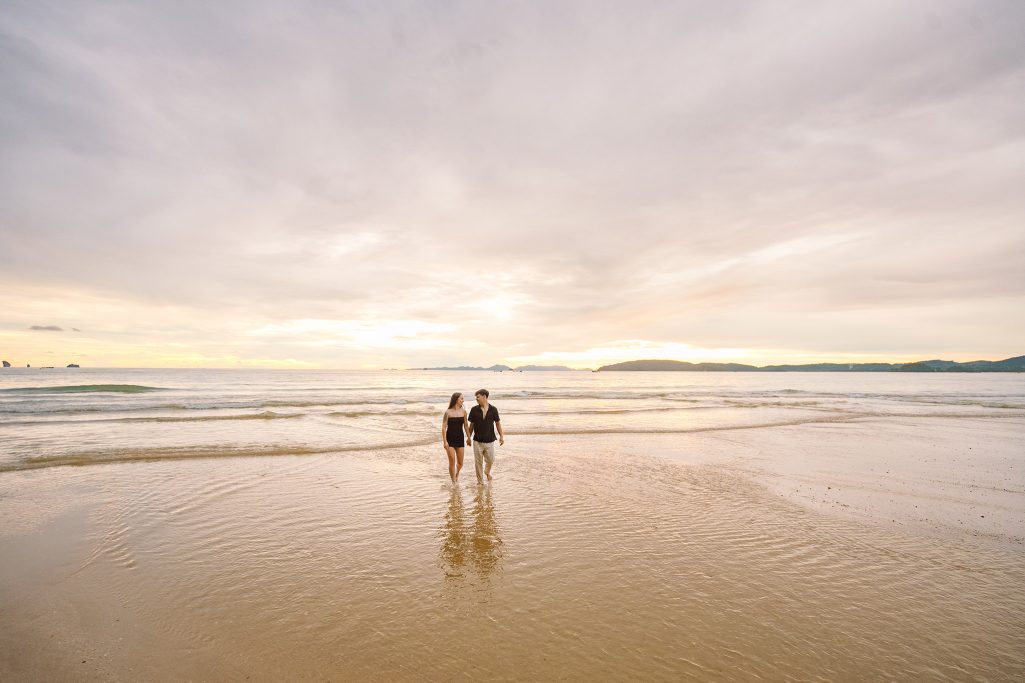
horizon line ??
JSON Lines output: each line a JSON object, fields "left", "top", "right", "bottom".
{"left": 2, "top": 353, "right": 1021, "bottom": 372}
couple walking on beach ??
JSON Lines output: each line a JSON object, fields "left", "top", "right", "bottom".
{"left": 442, "top": 389, "right": 504, "bottom": 484}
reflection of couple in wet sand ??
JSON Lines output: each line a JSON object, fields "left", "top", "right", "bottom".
{"left": 440, "top": 485, "right": 502, "bottom": 580}
{"left": 441, "top": 389, "right": 505, "bottom": 484}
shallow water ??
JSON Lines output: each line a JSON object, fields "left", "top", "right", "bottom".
{"left": 2, "top": 368, "right": 1023, "bottom": 471}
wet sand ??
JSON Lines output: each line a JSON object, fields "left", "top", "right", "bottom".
{"left": 2, "top": 417, "right": 1024, "bottom": 681}
{"left": 644, "top": 416, "right": 1025, "bottom": 546}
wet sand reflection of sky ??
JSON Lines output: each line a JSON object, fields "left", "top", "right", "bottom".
{"left": 439, "top": 486, "right": 503, "bottom": 584}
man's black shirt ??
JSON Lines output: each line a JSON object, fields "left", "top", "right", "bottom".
{"left": 468, "top": 404, "right": 500, "bottom": 443}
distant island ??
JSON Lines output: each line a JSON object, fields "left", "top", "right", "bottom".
{"left": 1, "top": 360, "right": 81, "bottom": 368}
{"left": 597, "top": 356, "right": 1025, "bottom": 373}
{"left": 419, "top": 364, "right": 578, "bottom": 371}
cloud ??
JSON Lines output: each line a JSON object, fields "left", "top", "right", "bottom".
{"left": 1, "top": 1, "right": 1024, "bottom": 366}
{"left": 29, "top": 325, "right": 63, "bottom": 331}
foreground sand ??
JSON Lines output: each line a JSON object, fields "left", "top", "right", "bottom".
{"left": 1, "top": 416, "right": 1023, "bottom": 681}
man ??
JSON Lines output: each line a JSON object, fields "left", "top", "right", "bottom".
{"left": 466, "top": 388, "right": 504, "bottom": 484}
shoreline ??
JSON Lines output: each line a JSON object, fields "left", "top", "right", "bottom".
{"left": 3, "top": 414, "right": 1022, "bottom": 546}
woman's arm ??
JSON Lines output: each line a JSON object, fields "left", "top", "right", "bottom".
{"left": 441, "top": 413, "right": 448, "bottom": 444}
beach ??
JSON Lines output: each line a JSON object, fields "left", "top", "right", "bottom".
{"left": 6, "top": 0, "right": 1025, "bottom": 678}
{"left": 2, "top": 370, "right": 1024, "bottom": 680}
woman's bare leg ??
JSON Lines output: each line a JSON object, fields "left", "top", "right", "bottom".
{"left": 454, "top": 447, "right": 464, "bottom": 479}
{"left": 445, "top": 446, "right": 457, "bottom": 482}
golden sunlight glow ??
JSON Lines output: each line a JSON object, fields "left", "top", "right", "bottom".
{"left": 1, "top": 281, "right": 1009, "bottom": 370}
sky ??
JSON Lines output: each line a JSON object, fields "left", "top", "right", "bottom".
{"left": 1, "top": 0, "right": 1023, "bottom": 369}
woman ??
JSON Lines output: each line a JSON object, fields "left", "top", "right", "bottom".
{"left": 441, "top": 392, "right": 470, "bottom": 483}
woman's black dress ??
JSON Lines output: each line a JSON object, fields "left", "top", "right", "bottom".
{"left": 446, "top": 415, "right": 465, "bottom": 448}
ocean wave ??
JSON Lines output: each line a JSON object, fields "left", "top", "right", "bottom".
{"left": 0, "top": 397, "right": 434, "bottom": 417}
{"left": 512, "top": 406, "right": 700, "bottom": 415}
{"left": 0, "top": 437, "right": 438, "bottom": 472}
{"left": 110, "top": 411, "right": 303, "bottom": 424}
{"left": 894, "top": 398, "right": 1025, "bottom": 410}
{"left": 0, "top": 415, "right": 862, "bottom": 473}
{"left": 0, "top": 403, "right": 191, "bottom": 416}
{"left": 498, "top": 389, "right": 841, "bottom": 401}
{"left": 510, "top": 415, "right": 865, "bottom": 436}
{"left": 0, "top": 384, "right": 166, "bottom": 394}
{"left": 501, "top": 390, "right": 676, "bottom": 400}
{"left": 261, "top": 398, "right": 433, "bottom": 408}
{"left": 0, "top": 411, "right": 304, "bottom": 427}
{"left": 326, "top": 409, "right": 437, "bottom": 418}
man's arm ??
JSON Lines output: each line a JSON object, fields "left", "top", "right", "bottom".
{"left": 496, "top": 412, "right": 505, "bottom": 446}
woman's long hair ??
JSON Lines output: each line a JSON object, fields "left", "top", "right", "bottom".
{"left": 448, "top": 392, "right": 462, "bottom": 409}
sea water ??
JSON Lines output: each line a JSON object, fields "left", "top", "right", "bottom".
{"left": 2, "top": 367, "right": 1023, "bottom": 471}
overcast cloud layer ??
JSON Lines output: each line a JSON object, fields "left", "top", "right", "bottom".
{"left": 1, "top": 1, "right": 1023, "bottom": 368}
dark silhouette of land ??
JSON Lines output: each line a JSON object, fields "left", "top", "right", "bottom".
{"left": 596, "top": 356, "right": 1025, "bottom": 372}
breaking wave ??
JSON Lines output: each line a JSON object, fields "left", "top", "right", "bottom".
{"left": 0, "top": 437, "right": 438, "bottom": 472}
{"left": 1, "top": 384, "right": 166, "bottom": 394}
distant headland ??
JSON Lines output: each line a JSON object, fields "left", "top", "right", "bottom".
{"left": 596, "top": 356, "right": 1025, "bottom": 373}
{"left": 414, "top": 356, "right": 1024, "bottom": 373}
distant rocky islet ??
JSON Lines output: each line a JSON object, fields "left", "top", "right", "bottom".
{"left": 1, "top": 361, "right": 81, "bottom": 368}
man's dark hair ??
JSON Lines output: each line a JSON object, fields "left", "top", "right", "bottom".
{"left": 475, "top": 388, "right": 489, "bottom": 398}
